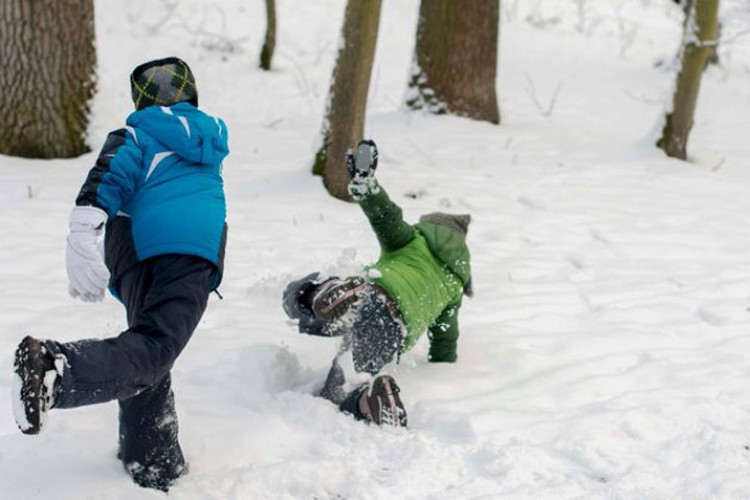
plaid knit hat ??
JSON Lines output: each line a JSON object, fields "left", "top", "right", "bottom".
{"left": 418, "top": 212, "right": 471, "bottom": 236}
{"left": 130, "top": 57, "right": 198, "bottom": 110}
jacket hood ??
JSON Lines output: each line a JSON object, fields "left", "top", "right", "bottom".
{"left": 127, "top": 102, "right": 229, "bottom": 165}
{"left": 414, "top": 218, "right": 473, "bottom": 297}
{"left": 419, "top": 212, "right": 471, "bottom": 236}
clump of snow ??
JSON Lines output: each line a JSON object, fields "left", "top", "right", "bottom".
{"left": 366, "top": 268, "right": 382, "bottom": 279}
{"left": 10, "top": 372, "right": 30, "bottom": 433}
{"left": 43, "top": 367, "right": 59, "bottom": 410}
{"left": 237, "top": 343, "right": 304, "bottom": 398}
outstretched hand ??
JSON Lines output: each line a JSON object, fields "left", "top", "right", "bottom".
{"left": 346, "top": 139, "right": 378, "bottom": 182}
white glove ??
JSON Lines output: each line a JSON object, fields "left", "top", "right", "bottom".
{"left": 66, "top": 206, "right": 110, "bottom": 302}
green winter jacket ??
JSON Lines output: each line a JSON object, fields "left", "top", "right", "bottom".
{"left": 358, "top": 181, "right": 472, "bottom": 362}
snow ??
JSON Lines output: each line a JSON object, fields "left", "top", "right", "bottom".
{"left": 10, "top": 372, "right": 31, "bottom": 433}
{"left": 2, "top": 0, "right": 750, "bottom": 498}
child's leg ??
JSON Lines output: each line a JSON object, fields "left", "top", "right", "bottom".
{"left": 46, "top": 255, "right": 214, "bottom": 408}
{"left": 319, "top": 286, "right": 403, "bottom": 407}
{"left": 36, "top": 255, "right": 213, "bottom": 490}
{"left": 349, "top": 287, "right": 403, "bottom": 374}
{"left": 118, "top": 372, "right": 185, "bottom": 492}
{"left": 319, "top": 355, "right": 349, "bottom": 405}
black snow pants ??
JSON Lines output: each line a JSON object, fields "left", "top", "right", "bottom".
{"left": 43, "top": 254, "right": 215, "bottom": 491}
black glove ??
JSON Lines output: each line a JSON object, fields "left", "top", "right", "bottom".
{"left": 346, "top": 139, "right": 378, "bottom": 182}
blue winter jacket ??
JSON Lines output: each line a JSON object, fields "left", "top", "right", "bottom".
{"left": 76, "top": 102, "right": 229, "bottom": 293}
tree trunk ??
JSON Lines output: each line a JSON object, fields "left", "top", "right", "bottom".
{"left": 0, "top": 0, "right": 96, "bottom": 159}
{"left": 678, "top": 0, "right": 719, "bottom": 67}
{"left": 259, "top": 0, "right": 276, "bottom": 70}
{"left": 312, "top": 0, "right": 382, "bottom": 201}
{"left": 657, "top": 0, "right": 719, "bottom": 160}
{"left": 706, "top": 20, "right": 720, "bottom": 66}
{"left": 406, "top": 0, "right": 500, "bottom": 124}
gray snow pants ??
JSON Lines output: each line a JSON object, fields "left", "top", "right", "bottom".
{"left": 318, "top": 284, "right": 404, "bottom": 410}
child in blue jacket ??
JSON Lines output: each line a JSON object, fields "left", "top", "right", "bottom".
{"left": 12, "top": 57, "right": 228, "bottom": 491}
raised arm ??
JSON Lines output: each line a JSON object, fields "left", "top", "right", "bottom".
{"left": 347, "top": 140, "right": 415, "bottom": 252}
{"left": 66, "top": 128, "right": 142, "bottom": 302}
{"left": 76, "top": 128, "right": 143, "bottom": 217}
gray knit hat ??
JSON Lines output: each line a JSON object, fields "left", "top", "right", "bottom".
{"left": 418, "top": 212, "right": 471, "bottom": 235}
{"left": 130, "top": 57, "right": 198, "bottom": 110}
{"left": 419, "top": 212, "right": 473, "bottom": 297}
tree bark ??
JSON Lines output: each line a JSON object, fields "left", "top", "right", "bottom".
{"left": 706, "top": 21, "right": 720, "bottom": 66}
{"left": 259, "top": 0, "right": 276, "bottom": 70}
{"left": 678, "top": 0, "right": 719, "bottom": 67}
{"left": 0, "top": 0, "right": 96, "bottom": 158}
{"left": 406, "top": 0, "right": 500, "bottom": 124}
{"left": 657, "top": 0, "right": 719, "bottom": 160}
{"left": 312, "top": 0, "right": 382, "bottom": 201}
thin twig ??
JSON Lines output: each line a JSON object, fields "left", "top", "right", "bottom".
{"left": 523, "top": 72, "right": 563, "bottom": 118}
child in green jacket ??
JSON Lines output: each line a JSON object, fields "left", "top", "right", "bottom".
{"left": 282, "top": 140, "right": 472, "bottom": 427}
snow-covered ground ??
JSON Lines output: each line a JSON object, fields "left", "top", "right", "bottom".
{"left": 2, "top": 0, "right": 750, "bottom": 498}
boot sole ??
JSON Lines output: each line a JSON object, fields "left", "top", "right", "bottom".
{"left": 365, "top": 375, "right": 407, "bottom": 428}
{"left": 12, "top": 336, "right": 48, "bottom": 434}
{"left": 312, "top": 277, "right": 367, "bottom": 320}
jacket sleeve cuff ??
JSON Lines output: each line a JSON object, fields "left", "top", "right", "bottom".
{"left": 69, "top": 205, "right": 108, "bottom": 232}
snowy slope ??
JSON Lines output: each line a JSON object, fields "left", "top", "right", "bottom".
{"left": 2, "top": 0, "right": 750, "bottom": 498}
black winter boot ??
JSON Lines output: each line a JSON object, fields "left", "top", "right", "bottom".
{"left": 311, "top": 276, "right": 367, "bottom": 321}
{"left": 340, "top": 375, "right": 407, "bottom": 428}
{"left": 12, "top": 336, "right": 59, "bottom": 434}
